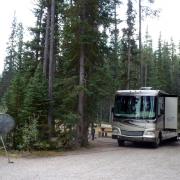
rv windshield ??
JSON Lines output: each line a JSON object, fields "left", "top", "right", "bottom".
{"left": 114, "top": 96, "right": 156, "bottom": 119}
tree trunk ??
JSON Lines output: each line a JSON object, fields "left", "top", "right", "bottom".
{"left": 43, "top": 5, "right": 51, "bottom": 78}
{"left": 114, "top": 0, "right": 118, "bottom": 58}
{"left": 48, "top": 0, "right": 55, "bottom": 138}
{"left": 127, "top": 44, "right": 131, "bottom": 89}
{"left": 145, "top": 64, "right": 147, "bottom": 86}
{"left": 77, "top": 43, "right": 86, "bottom": 145}
{"left": 35, "top": 4, "right": 43, "bottom": 61}
{"left": 76, "top": 1, "right": 88, "bottom": 146}
{"left": 139, "top": 0, "right": 143, "bottom": 87}
{"left": 113, "top": 0, "right": 118, "bottom": 84}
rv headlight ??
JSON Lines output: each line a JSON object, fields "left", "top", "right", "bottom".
{"left": 112, "top": 128, "right": 120, "bottom": 135}
{"left": 144, "top": 130, "right": 155, "bottom": 136}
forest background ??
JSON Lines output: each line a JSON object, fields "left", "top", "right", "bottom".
{"left": 0, "top": 0, "right": 180, "bottom": 150}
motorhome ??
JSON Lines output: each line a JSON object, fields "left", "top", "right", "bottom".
{"left": 112, "top": 87, "right": 178, "bottom": 147}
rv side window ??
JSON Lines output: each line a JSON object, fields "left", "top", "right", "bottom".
{"left": 158, "top": 97, "right": 164, "bottom": 116}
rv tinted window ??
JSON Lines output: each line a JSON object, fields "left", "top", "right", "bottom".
{"left": 114, "top": 96, "right": 156, "bottom": 119}
{"left": 158, "top": 97, "right": 164, "bottom": 116}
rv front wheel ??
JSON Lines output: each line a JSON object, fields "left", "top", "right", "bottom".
{"left": 118, "top": 139, "right": 124, "bottom": 146}
{"left": 153, "top": 136, "right": 161, "bottom": 148}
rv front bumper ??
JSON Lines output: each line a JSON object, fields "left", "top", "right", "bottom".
{"left": 112, "top": 134, "right": 156, "bottom": 142}
{"left": 112, "top": 128, "right": 156, "bottom": 143}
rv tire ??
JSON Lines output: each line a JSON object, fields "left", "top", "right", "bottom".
{"left": 153, "top": 135, "right": 161, "bottom": 148}
{"left": 118, "top": 139, "right": 124, "bottom": 146}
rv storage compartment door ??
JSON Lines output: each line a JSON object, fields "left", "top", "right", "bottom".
{"left": 165, "top": 97, "right": 178, "bottom": 129}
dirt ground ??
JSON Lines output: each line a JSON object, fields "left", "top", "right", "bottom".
{"left": 0, "top": 137, "right": 180, "bottom": 180}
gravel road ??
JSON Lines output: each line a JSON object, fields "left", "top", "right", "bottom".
{"left": 0, "top": 138, "right": 180, "bottom": 180}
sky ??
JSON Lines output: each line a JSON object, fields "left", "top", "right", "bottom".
{"left": 144, "top": 0, "right": 180, "bottom": 46}
{"left": 0, "top": 0, "right": 35, "bottom": 74}
{"left": 0, "top": 0, "right": 180, "bottom": 74}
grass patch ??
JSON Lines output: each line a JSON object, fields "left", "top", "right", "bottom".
{"left": 0, "top": 141, "right": 95, "bottom": 158}
{"left": 0, "top": 149, "right": 65, "bottom": 158}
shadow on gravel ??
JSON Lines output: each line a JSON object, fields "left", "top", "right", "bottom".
{"left": 160, "top": 139, "right": 180, "bottom": 147}
{"left": 116, "top": 140, "right": 180, "bottom": 149}
{"left": 91, "top": 137, "right": 180, "bottom": 150}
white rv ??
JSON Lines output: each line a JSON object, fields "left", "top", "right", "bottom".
{"left": 112, "top": 87, "right": 178, "bottom": 147}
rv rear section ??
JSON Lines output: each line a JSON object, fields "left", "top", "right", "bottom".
{"left": 112, "top": 88, "right": 178, "bottom": 147}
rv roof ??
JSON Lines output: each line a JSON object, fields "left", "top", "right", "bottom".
{"left": 116, "top": 90, "right": 168, "bottom": 96}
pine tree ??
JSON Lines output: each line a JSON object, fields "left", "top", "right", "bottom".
{"left": 110, "top": 0, "right": 121, "bottom": 89}
{"left": 138, "top": 0, "right": 160, "bottom": 86}
{"left": 15, "top": 64, "right": 48, "bottom": 149}
{"left": 16, "top": 23, "right": 24, "bottom": 71}
{"left": 0, "top": 15, "right": 17, "bottom": 97}
{"left": 121, "top": 0, "right": 137, "bottom": 89}
{"left": 142, "top": 28, "right": 154, "bottom": 86}
{"left": 53, "top": 0, "right": 117, "bottom": 147}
